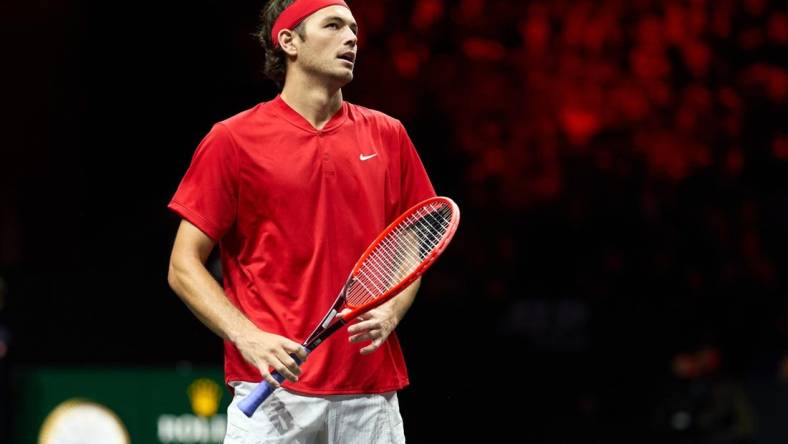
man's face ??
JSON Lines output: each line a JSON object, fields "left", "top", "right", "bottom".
{"left": 294, "top": 6, "right": 358, "bottom": 85}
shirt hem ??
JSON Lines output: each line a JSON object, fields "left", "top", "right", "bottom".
{"left": 225, "top": 376, "right": 409, "bottom": 396}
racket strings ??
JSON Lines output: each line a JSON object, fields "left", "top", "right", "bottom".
{"left": 345, "top": 203, "right": 454, "bottom": 307}
{"left": 352, "top": 207, "right": 443, "bottom": 299}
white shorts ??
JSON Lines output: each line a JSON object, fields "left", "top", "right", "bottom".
{"left": 224, "top": 381, "right": 406, "bottom": 444}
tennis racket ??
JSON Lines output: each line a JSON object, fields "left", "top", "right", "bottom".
{"left": 238, "top": 196, "right": 460, "bottom": 417}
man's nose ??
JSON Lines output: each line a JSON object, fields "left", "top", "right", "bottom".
{"left": 343, "top": 27, "right": 357, "bottom": 46}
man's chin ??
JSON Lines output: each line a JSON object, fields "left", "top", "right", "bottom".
{"left": 307, "top": 68, "right": 354, "bottom": 88}
{"left": 332, "top": 70, "right": 354, "bottom": 86}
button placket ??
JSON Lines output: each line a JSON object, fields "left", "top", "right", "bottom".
{"left": 319, "top": 134, "right": 336, "bottom": 177}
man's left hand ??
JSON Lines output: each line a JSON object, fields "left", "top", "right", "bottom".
{"left": 346, "top": 304, "right": 399, "bottom": 355}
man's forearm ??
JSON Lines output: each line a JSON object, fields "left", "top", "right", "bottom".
{"left": 386, "top": 277, "right": 420, "bottom": 324}
{"left": 168, "top": 257, "right": 257, "bottom": 343}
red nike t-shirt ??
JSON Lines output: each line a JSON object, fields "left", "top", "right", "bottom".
{"left": 168, "top": 95, "right": 436, "bottom": 394}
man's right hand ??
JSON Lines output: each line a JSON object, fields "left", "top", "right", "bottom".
{"left": 234, "top": 330, "right": 308, "bottom": 387}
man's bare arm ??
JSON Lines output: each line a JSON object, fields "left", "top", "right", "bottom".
{"left": 167, "top": 219, "right": 307, "bottom": 386}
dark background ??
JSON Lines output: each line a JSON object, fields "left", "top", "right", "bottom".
{"left": 2, "top": 0, "right": 788, "bottom": 442}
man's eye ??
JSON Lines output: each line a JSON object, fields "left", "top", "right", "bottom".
{"left": 326, "top": 23, "right": 338, "bottom": 29}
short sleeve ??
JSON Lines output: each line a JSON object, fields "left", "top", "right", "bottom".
{"left": 397, "top": 122, "right": 437, "bottom": 212}
{"left": 168, "top": 123, "right": 239, "bottom": 242}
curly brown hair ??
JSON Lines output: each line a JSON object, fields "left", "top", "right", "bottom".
{"left": 255, "top": 0, "right": 308, "bottom": 89}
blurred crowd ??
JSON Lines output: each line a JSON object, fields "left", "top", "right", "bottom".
{"left": 354, "top": 0, "right": 787, "bottom": 190}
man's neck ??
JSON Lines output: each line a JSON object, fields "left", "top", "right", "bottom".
{"left": 280, "top": 72, "right": 344, "bottom": 131}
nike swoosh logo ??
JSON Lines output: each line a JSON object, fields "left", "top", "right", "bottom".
{"left": 359, "top": 153, "right": 378, "bottom": 161}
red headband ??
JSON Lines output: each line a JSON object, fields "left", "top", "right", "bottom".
{"left": 271, "top": 0, "right": 350, "bottom": 47}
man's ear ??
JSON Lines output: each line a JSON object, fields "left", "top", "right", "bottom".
{"left": 278, "top": 29, "right": 299, "bottom": 56}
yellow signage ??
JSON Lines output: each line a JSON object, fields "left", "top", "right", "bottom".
{"left": 187, "top": 378, "right": 222, "bottom": 417}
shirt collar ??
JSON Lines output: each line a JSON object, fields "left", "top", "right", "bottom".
{"left": 271, "top": 94, "right": 348, "bottom": 134}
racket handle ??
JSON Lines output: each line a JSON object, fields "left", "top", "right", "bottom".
{"left": 237, "top": 375, "right": 282, "bottom": 417}
{"left": 237, "top": 353, "right": 303, "bottom": 417}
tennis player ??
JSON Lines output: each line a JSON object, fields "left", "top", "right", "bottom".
{"left": 166, "top": 0, "right": 435, "bottom": 442}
